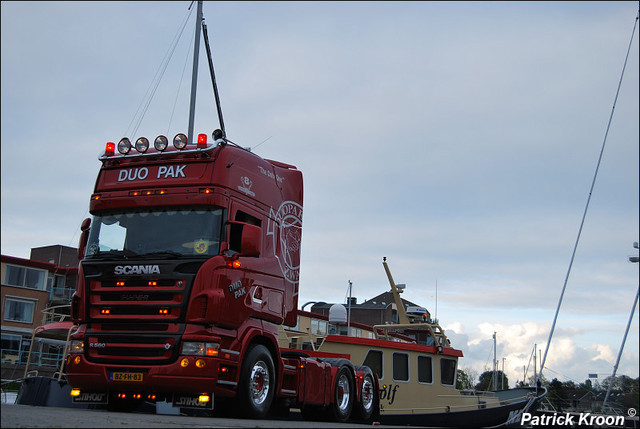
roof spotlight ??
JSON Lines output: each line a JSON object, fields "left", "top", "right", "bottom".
{"left": 154, "top": 135, "right": 168, "bottom": 152}
{"left": 118, "top": 138, "right": 131, "bottom": 155}
{"left": 173, "top": 133, "right": 188, "bottom": 150}
{"left": 135, "top": 137, "right": 149, "bottom": 153}
{"left": 212, "top": 129, "right": 224, "bottom": 140}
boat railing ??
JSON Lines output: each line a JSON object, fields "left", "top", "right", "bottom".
{"left": 40, "top": 304, "right": 72, "bottom": 324}
{"left": 22, "top": 304, "right": 77, "bottom": 382}
{"left": 372, "top": 322, "right": 451, "bottom": 348}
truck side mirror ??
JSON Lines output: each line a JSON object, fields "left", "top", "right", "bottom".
{"left": 77, "top": 218, "right": 91, "bottom": 259}
{"left": 228, "top": 221, "right": 261, "bottom": 257}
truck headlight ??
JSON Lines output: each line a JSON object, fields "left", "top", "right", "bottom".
{"left": 181, "top": 342, "right": 219, "bottom": 357}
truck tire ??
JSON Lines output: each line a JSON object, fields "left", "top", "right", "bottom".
{"left": 327, "top": 364, "right": 354, "bottom": 422}
{"left": 353, "top": 366, "right": 377, "bottom": 422}
{"left": 236, "top": 344, "right": 275, "bottom": 419}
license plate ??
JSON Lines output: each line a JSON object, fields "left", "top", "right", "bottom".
{"left": 111, "top": 372, "right": 143, "bottom": 382}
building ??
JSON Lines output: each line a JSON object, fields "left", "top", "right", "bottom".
{"left": 1, "top": 245, "right": 78, "bottom": 379}
{"left": 309, "top": 291, "right": 427, "bottom": 327}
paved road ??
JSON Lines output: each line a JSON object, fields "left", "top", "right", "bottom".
{"left": 1, "top": 403, "right": 390, "bottom": 428}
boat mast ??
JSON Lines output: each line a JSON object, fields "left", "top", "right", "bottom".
{"left": 187, "top": 0, "right": 203, "bottom": 145}
{"left": 493, "top": 332, "right": 498, "bottom": 391}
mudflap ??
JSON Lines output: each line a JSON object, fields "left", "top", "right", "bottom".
{"left": 172, "top": 393, "right": 214, "bottom": 410}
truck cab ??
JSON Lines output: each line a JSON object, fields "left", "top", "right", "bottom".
{"left": 67, "top": 132, "right": 304, "bottom": 415}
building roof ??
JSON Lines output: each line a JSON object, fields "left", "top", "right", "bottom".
{"left": 310, "top": 291, "right": 421, "bottom": 311}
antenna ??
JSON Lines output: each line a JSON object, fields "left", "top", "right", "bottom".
{"left": 347, "top": 280, "right": 352, "bottom": 335}
{"left": 201, "top": 16, "right": 226, "bottom": 138}
{"left": 435, "top": 279, "right": 438, "bottom": 322}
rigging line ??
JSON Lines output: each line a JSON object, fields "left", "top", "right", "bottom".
{"left": 131, "top": 8, "right": 193, "bottom": 138}
{"left": 125, "top": 6, "right": 194, "bottom": 138}
{"left": 538, "top": 10, "right": 639, "bottom": 381}
{"left": 167, "top": 22, "right": 196, "bottom": 136}
{"left": 252, "top": 136, "right": 273, "bottom": 151}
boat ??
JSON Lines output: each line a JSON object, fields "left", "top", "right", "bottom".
{"left": 279, "top": 258, "right": 547, "bottom": 427}
{"left": 14, "top": 306, "right": 89, "bottom": 409}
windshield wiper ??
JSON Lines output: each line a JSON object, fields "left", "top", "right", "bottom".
{"left": 137, "top": 251, "right": 185, "bottom": 259}
{"left": 87, "top": 249, "right": 138, "bottom": 260}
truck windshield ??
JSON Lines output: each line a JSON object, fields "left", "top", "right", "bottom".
{"left": 85, "top": 207, "right": 223, "bottom": 258}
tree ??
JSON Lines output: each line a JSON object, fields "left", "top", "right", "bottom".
{"left": 475, "top": 370, "right": 509, "bottom": 391}
{"left": 547, "top": 378, "right": 568, "bottom": 411}
{"left": 457, "top": 368, "right": 475, "bottom": 390}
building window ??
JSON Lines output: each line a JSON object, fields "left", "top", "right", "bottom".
{"left": 393, "top": 352, "right": 409, "bottom": 382}
{"left": 4, "top": 264, "right": 47, "bottom": 290}
{"left": 4, "top": 297, "right": 36, "bottom": 323}
{"left": 47, "top": 273, "right": 66, "bottom": 291}
{"left": 1, "top": 333, "right": 22, "bottom": 362}
{"left": 440, "top": 358, "right": 457, "bottom": 386}
{"left": 363, "top": 350, "right": 383, "bottom": 380}
{"left": 417, "top": 355, "right": 433, "bottom": 384}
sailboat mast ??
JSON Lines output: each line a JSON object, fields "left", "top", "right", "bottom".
{"left": 493, "top": 332, "right": 497, "bottom": 391}
{"left": 187, "top": 0, "right": 203, "bottom": 144}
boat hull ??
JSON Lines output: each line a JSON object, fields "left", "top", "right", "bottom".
{"left": 377, "top": 387, "right": 546, "bottom": 428}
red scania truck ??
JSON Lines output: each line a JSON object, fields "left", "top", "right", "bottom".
{"left": 66, "top": 131, "right": 378, "bottom": 422}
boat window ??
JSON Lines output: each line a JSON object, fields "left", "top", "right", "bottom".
{"left": 417, "top": 355, "right": 433, "bottom": 384}
{"left": 440, "top": 358, "right": 457, "bottom": 386}
{"left": 392, "top": 352, "right": 409, "bottom": 382}
{"left": 310, "top": 319, "right": 328, "bottom": 335}
{"left": 362, "top": 350, "right": 383, "bottom": 380}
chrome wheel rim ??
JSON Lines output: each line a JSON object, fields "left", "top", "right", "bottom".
{"left": 250, "top": 360, "right": 270, "bottom": 405}
{"left": 361, "top": 375, "right": 374, "bottom": 412}
{"left": 336, "top": 372, "right": 351, "bottom": 413}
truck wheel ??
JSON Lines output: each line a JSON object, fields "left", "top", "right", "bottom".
{"left": 353, "top": 367, "right": 377, "bottom": 422}
{"left": 237, "top": 344, "right": 275, "bottom": 419}
{"left": 327, "top": 365, "right": 354, "bottom": 422}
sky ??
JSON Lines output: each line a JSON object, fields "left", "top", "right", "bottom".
{"left": 1, "top": 1, "right": 638, "bottom": 387}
